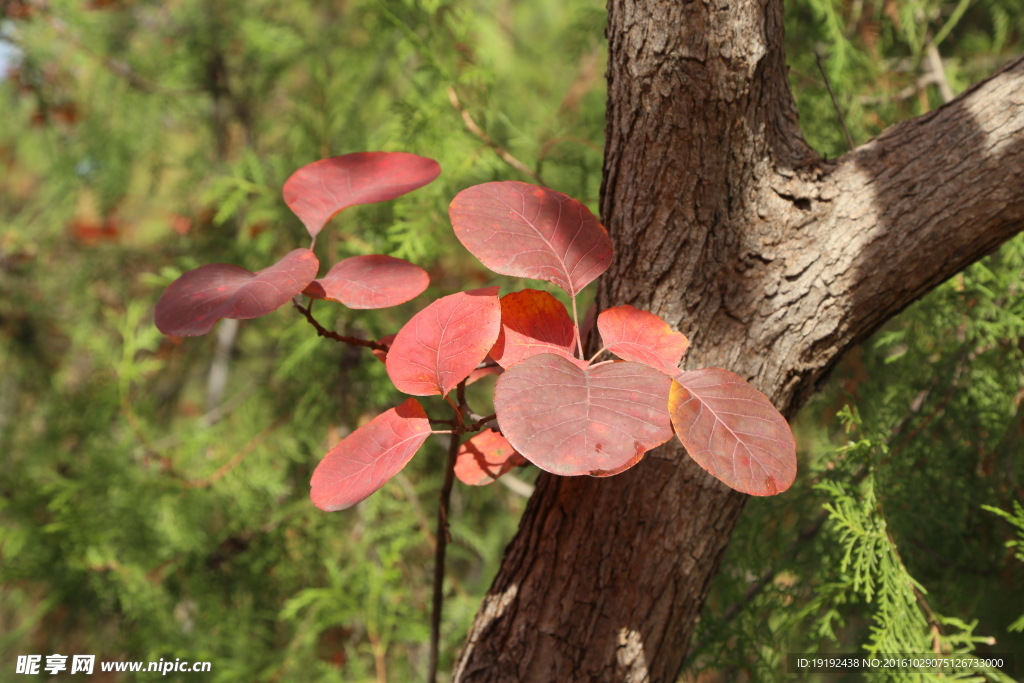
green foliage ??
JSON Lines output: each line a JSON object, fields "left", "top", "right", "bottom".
{"left": 983, "top": 501, "right": 1024, "bottom": 633}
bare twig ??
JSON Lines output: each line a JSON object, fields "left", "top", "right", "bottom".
{"left": 925, "top": 43, "right": 955, "bottom": 104}
{"left": 466, "top": 413, "right": 497, "bottom": 433}
{"left": 427, "top": 430, "right": 461, "bottom": 683}
{"left": 292, "top": 300, "right": 387, "bottom": 351}
{"left": 446, "top": 86, "right": 542, "bottom": 183}
{"left": 206, "top": 318, "right": 239, "bottom": 411}
{"left": 815, "top": 53, "right": 856, "bottom": 152}
{"left": 498, "top": 473, "right": 535, "bottom": 498}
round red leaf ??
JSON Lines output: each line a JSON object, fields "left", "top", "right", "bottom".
{"left": 310, "top": 398, "right": 432, "bottom": 511}
{"left": 284, "top": 152, "right": 441, "bottom": 239}
{"left": 597, "top": 305, "right": 690, "bottom": 375}
{"left": 494, "top": 355, "right": 673, "bottom": 476}
{"left": 490, "top": 289, "right": 578, "bottom": 369}
{"left": 386, "top": 287, "right": 501, "bottom": 396}
{"left": 449, "top": 182, "right": 613, "bottom": 296}
{"left": 303, "top": 255, "right": 429, "bottom": 309}
{"left": 669, "top": 368, "right": 796, "bottom": 496}
{"left": 455, "top": 429, "right": 526, "bottom": 486}
{"left": 154, "top": 249, "right": 319, "bottom": 337}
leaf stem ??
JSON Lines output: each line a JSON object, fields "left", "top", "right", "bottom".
{"left": 427, "top": 430, "right": 460, "bottom": 683}
{"left": 292, "top": 300, "right": 387, "bottom": 351}
{"left": 588, "top": 346, "right": 608, "bottom": 364}
{"left": 571, "top": 295, "right": 583, "bottom": 359}
{"left": 444, "top": 394, "right": 466, "bottom": 430}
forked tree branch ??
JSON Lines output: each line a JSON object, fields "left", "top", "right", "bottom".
{"left": 747, "top": 54, "right": 1024, "bottom": 413}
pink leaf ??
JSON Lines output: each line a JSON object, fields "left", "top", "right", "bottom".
{"left": 386, "top": 287, "right": 501, "bottom": 396}
{"left": 154, "top": 249, "right": 319, "bottom": 337}
{"left": 494, "top": 355, "right": 673, "bottom": 476}
{"left": 448, "top": 181, "right": 613, "bottom": 296}
{"left": 310, "top": 398, "right": 431, "bottom": 511}
{"left": 455, "top": 429, "right": 526, "bottom": 486}
{"left": 597, "top": 305, "right": 690, "bottom": 375}
{"left": 490, "top": 289, "right": 578, "bottom": 369}
{"left": 283, "top": 152, "right": 441, "bottom": 239}
{"left": 303, "top": 255, "right": 429, "bottom": 309}
{"left": 669, "top": 368, "right": 796, "bottom": 496}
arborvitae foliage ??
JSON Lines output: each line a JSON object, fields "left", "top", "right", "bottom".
{"left": 0, "top": 0, "right": 1021, "bottom": 682}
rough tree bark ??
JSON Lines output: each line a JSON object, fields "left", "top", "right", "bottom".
{"left": 453, "top": 0, "right": 1024, "bottom": 678}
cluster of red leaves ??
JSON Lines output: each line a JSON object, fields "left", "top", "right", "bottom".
{"left": 154, "top": 152, "right": 796, "bottom": 514}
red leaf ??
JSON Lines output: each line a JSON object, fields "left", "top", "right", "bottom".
{"left": 375, "top": 336, "right": 500, "bottom": 385}
{"left": 283, "top": 152, "right": 441, "bottom": 239}
{"left": 155, "top": 249, "right": 319, "bottom": 337}
{"left": 494, "top": 355, "right": 673, "bottom": 476}
{"left": 310, "top": 398, "right": 432, "bottom": 511}
{"left": 304, "top": 255, "right": 428, "bottom": 309}
{"left": 372, "top": 333, "right": 398, "bottom": 365}
{"left": 386, "top": 287, "right": 501, "bottom": 396}
{"left": 597, "top": 305, "right": 690, "bottom": 375}
{"left": 455, "top": 429, "right": 526, "bottom": 486}
{"left": 466, "top": 365, "right": 503, "bottom": 385}
{"left": 490, "top": 289, "right": 578, "bottom": 369}
{"left": 448, "top": 181, "right": 613, "bottom": 296}
{"left": 669, "top": 368, "right": 796, "bottom": 496}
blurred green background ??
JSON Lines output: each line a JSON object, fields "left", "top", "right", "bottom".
{"left": 0, "top": 0, "right": 1022, "bottom": 681}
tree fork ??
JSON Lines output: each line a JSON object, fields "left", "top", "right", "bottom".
{"left": 454, "top": 0, "right": 1024, "bottom": 678}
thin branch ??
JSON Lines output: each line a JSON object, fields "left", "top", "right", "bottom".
{"left": 816, "top": 53, "right": 855, "bottom": 152}
{"left": 427, "top": 430, "right": 461, "bottom": 683}
{"left": 292, "top": 300, "right": 387, "bottom": 351}
{"left": 498, "top": 473, "right": 535, "bottom": 498}
{"left": 859, "top": 73, "right": 943, "bottom": 105}
{"left": 925, "top": 43, "right": 955, "bottom": 104}
{"left": 466, "top": 413, "right": 497, "bottom": 433}
{"left": 445, "top": 394, "right": 466, "bottom": 430}
{"left": 446, "top": 86, "right": 542, "bottom": 183}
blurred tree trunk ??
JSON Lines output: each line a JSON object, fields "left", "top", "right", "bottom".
{"left": 453, "top": 0, "right": 1024, "bottom": 679}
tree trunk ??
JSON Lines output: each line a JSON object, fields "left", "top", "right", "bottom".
{"left": 453, "top": 0, "right": 1024, "bottom": 678}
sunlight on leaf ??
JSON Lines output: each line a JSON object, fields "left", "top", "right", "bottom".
{"left": 669, "top": 368, "right": 796, "bottom": 496}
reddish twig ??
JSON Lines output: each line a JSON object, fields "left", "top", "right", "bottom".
{"left": 292, "top": 300, "right": 387, "bottom": 351}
